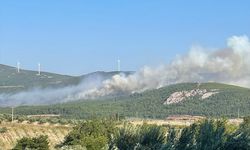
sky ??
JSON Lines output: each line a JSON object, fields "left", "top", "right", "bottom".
{"left": 0, "top": 0, "right": 250, "bottom": 75}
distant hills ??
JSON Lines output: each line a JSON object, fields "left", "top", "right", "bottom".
{"left": 1, "top": 64, "right": 250, "bottom": 119}
{"left": 0, "top": 64, "right": 132, "bottom": 94}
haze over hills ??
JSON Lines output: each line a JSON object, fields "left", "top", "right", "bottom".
{"left": 1, "top": 35, "right": 250, "bottom": 107}
{"left": 1, "top": 82, "right": 250, "bottom": 119}
{"left": 1, "top": 63, "right": 250, "bottom": 119}
{"left": 0, "top": 64, "right": 133, "bottom": 106}
{"left": 0, "top": 64, "right": 132, "bottom": 91}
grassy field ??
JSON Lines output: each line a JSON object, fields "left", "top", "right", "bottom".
{"left": 0, "top": 122, "right": 71, "bottom": 150}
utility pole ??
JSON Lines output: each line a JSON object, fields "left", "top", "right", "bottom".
{"left": 238, "top": 108, "right": 240, "bottom": 118}
{"left": 12, "top": 107, "right": 14, "bottom": 123}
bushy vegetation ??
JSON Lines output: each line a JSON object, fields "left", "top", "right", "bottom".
{"left": 12, "top": 135, "right": 49, "bottom": 150}
{"left": 58, "top": 119, "right": 116, "bottom": 150}
{"left": 114, "top": 123, "right": 167, "bottom": 150}
{"left": 0, "top": 127, "right": 7, "bottom": 133}
{"left": 0, "top": 113, "right": 80, "bottom": 126}
{"left": 56, "top": 117, "right": 250, "bottom": 150}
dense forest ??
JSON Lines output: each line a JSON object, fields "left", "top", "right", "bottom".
{"left": 1, "top": 82, "right": 250, "bottom": 119}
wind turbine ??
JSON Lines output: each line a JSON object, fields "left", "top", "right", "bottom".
{"left": 117, "top": 59, "right": 121, "bottom": 72}
{"left": 38, "top": 63, "right": 41, "bottom": 75}
{"left": 17, "top": 62, "right": 20, "bottom": 73}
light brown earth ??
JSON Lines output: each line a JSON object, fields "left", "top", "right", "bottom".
{"left": 0, "top": 122, "right": 72, "bottom": 150}
{"left": 128, "top": 117, "right": 243, "bottom": 126}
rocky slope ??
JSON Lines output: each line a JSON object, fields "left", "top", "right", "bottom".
{"left": 164, "top": 89, "right": 219, "bottom": 105}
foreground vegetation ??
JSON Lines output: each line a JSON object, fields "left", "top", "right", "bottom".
{"left": 9, "top": 117, "right": 250, "bottom": 150}
{"left": 0, "top": 121, "right": 70, "bottom": 150}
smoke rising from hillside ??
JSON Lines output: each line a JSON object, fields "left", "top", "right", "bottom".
{"left": 0, "top": 75, "right": 105, "bottom": 106}
{"left": 79, "top": 35, "right": 250, "bottom": 97}
{"left": 1, "top": 35, "right": 250, "bottom": 106}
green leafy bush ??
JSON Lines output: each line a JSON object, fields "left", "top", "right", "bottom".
{"left": 114, "top": 124, "right": 140, "bottom": 150}
{"left": 58, "top": 119, "right": 116, "bottom": 150}
{"left": 12, "top": 135, "right": 49, "bottom": 150}
{"left": 0, "top": 127, "right": 7, "bottom": 133}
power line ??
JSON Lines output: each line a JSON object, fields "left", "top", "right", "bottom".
{"left": 238, "top": 108, "right": 240, "bottom": 118}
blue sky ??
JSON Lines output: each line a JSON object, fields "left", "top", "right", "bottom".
{"left": 0, "top": 0, "right": 250, "bottom": 75}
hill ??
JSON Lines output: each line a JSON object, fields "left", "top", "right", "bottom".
{"left": 0, "top": 64, "right": 132, "bottom": 94}
{"left": 1, "top": 82, "right": 250, "bottom": 119}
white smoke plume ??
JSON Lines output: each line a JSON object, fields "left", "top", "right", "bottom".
{"left": 0, "top": 75, "right": 105, "bottom": 106}
{"left": 1, "top": 35, "right": 250, "bottom": 106}
{"left": 77, "top": 35, "right": 250, "bottom": 97}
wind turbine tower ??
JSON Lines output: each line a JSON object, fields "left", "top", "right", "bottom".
{"left": 117, "top": 59, "right": 121, "bottom": 72}
{"left": 38, "top": 63, "right": 41, "bottom": 75}
{"left": 17, "top": 62, "right": 20, "bottom": 73}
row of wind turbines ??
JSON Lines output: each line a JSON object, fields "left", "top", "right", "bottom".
{"left": 15, "top": 59, "right": 121, "bottom": 75}
{"left": 16, "top": 62, "right": 41, "bottom": 75}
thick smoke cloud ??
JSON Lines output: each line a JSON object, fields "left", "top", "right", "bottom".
{"left": 0, "top": 75, "right": 105, "bottom": 106}
{"left": 81, "top": 35, "right": 250, "bottom": 97}
{"left": 1, "top": 35, "right": 250, "bottom": 106}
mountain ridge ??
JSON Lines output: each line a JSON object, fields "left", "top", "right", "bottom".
{"left": 0, "top": 64, "right": 133, "bottom": 94}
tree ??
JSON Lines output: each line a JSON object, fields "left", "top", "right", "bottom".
{"left": 224, "top": 117, "right": 250, "bottom": 150}
{"left": 137, "top": 124, "right": 167, "bottom": 149}
{"left": 13, "top": 135, "right": 49, "bottom": 150}
{"left": 114, "top": 124, "right": 139, "bottom": 150}
{"left": 196, "top": 119, "right": 229, "bottom": 150}
{"left": 161, "top": 127, "right": 178, "bottom": 150}
{"left": 58, "top": 119, "right": 116, "bottom": 150}
{"left": 175, "top": 124, "right": 198, "bottom": 150}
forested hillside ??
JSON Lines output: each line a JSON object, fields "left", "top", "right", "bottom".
{"left": 1, "top": 82, "right": 250, "bottom": 119}
{"left": 0, "top": 64, "right": 132, "bottom": 94}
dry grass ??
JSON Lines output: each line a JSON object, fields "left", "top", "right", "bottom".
{"left": 128, "top": 118, "right": 243, "bottom": 127}
{"left": 0, "top": 122, "right": 72, "bottom": 150}
{"left": 0, "top": 117, "right": 243, "bottom": 150}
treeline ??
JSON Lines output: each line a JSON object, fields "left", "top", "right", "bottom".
{"left": 12, "top": 117, "right": 250, "bottom": 150}
{"left": 0, "top": 114, "right": 82, "bottom": 125}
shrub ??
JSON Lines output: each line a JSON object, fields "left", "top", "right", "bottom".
{"left": 174, "top": 119, "right": 232, "bottom": 150}
{"left": 137, "top": 124, "right": 167, "bottom": 149}
{"left": 0, "top": 127, "right": 7, "bottom": 133}
{"left": 38, "top": 118, "right": 47, "bottom": 124}
{"left": 224, "top": 116, "right": 250, "bottom": 150}
{"left": 58, "top": 119, "right": 116, "bottom": 150}
{"left": 12, "top": 135, "right": 49, "bottom": 150}
{"left": 114, "top": 124, "right": 139, "bottom": 150}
